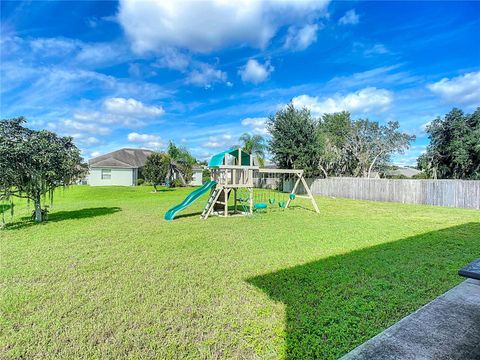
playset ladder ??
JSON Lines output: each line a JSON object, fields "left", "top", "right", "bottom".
{"left": 200, "top": 187, "right": 222, "bottom": 219}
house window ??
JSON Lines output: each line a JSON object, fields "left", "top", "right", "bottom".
{"left": 101, "top": 169, "right": 111, "bottom": 180}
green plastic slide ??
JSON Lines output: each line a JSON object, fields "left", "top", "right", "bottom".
{"left": 164, "top": 180, "right": 217, "bottom": 220}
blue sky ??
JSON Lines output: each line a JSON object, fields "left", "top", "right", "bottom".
{"left": 1, "top": 0, "right": 479, "bottom": 164}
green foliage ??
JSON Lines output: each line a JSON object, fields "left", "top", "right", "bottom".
{"left": 136, "top": 178, "right": 145, "bottom": 186}
{"left": 316, "top": 112, "right": 353, "bottom": 177}
{"left": 318, "top": 115, "right": 415, "bottom": 177}
{"left": 418, "top": 107, "right": 480, "bottom": 179}
{"left": 267, "top": 103, "right": 320, "bottom": 176}
{"left": 236, "top": 133, "right": 267, "bottom": 166}
{"left": 167, "top": 141, "right": 195, "bottom": 185}
{"left": 202, "top": 168, "right": 211, "bottom": 183}
{"left": 169, "top": 179, "right": 183, "bottom": 188}
{"left": 143, "top": 152, "right": 170, "bottom": 190}
{"left": 0, "top": 117, "right": 87, "bottom": 223}
{"left": 412, "top": 172, "right": 430, "bottom": 179}
{"left": 2, "top": 186, "right": 479, "bottom": 358}
{"left": 144, "top": 142, "right": 196, "bottom": 190}
{"left": 345, "top": 119, "right": 415, "bottom": 177}
{"left": 167, "top": 141, "right": 196, "bottom": 166}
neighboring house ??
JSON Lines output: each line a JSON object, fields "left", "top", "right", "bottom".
{"left": 88, "top": 148, "right": 205, "bottom": 186}
{"left": 386, "top": 166, "right": 421, "bottom": 178}
{"left": 88, "top": 148, "right": 153, "bottom": 186}
{"left": 191, "top": 166, "right": 204, "bottom": 186}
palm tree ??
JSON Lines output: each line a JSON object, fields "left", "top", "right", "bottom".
{"left": 236, "top": 133, "right": 267, "bottom": 166}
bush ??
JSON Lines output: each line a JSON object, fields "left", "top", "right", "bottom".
{"left": 136, "top": 178, "right": 145, "bottom": 186}
{"left": 170, "top": 179, "right": 183, "bottom": 188}
{"left": 202, "top": 169, "right": 211, "bottom": 183}
{"left": 412, "top": 172, "right": 430, "bottom": 179}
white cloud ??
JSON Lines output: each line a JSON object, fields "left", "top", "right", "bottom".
{"left": 427, "top": 71, "right": 480, "bottom": 105}
{"left": 241, "top": 117, "right": 269, "bottom": 135}
{"left": 128, "top": 132, "right": 164, "bottom": 149}
{"left": 154, "top": 48, "right": 190, "bottom": 71}
{"left": 239, "top": 59, "right": 274, "bottom": 84}
{"left": 103, "top": 97, "right": 164, "bottom": 117}
{"left": 339, "top": 9, "right": 359, "bottom": 25}
{"left": 363, "top": 43, "right": 389, "bottom": 56}
{"left": 203, "top": 140, "right": 224, "bottom": 149}
{"left": 284, "top": 24, "right": 320, "bottom": 51}
{"left": 186, "top": 63, "right": 227, "bottom": 87}
{"left": 292, "top": 87, "right": 393, "bottom": 116}
{"left": 63, "top": 119, "right": 110, "bottom": 135}
{"left": 117, "top": 0, "right": 330, "bottom": 53}
{"left": 241, "top": 117, "right": 267, "bottom": 127}
{"left": 30, "top": 37, "right": 80, "bottom": 55}
{"left": 70, "top": 134, "right": 101, "bottom": 146}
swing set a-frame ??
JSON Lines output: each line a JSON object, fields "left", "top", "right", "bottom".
{"left": 199, "top": 148, "right": 320, "bottom": 219}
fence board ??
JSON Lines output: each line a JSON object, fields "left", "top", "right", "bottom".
{"left": 299, "top": 177, "right": 480, "bottom": 209}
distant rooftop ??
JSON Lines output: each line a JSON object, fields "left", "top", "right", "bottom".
{"left": 387, "top": 166, "right": 421, "bottom": 178}
{"left": 89, "top": 148, "right": 153, "bottom": 168}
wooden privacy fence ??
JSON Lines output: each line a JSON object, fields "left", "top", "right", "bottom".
{"left": 285, "top": 177, "right": 480, "bottom": 210}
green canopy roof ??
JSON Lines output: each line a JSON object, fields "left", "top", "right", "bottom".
{"left": 208, "top": 149, "right": 251, "bottom": 168}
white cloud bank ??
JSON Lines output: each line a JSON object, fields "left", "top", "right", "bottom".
{"left": 338, "top": 9, "right": 359, "bottom": 25}
{"left": 284, "top": 24, "right": 320, "bottom": 51}
{"left": 292, "top": 87, "right": 393, "bottom": 116}
{"left": 128, "top": 132, "right": 163, "bottom": 149}
{"left": 239, "top": 59, "right": 274, "bottom": 84}
{"left": 427, "top": 71, "right": 480, "bottom": 106}
{"left": 104, "top": 97, "right": 164, "bottom": 117}
{"left": 117, "top": 0, "right": 330, "bottom": 53}
{"left": 241, "top": 117, "right": 269, "bottom": 135}
{"left": 186, "top": 63, "right": 227, "bottom": 88}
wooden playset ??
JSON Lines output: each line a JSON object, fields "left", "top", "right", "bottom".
{"left": 164, "top": 149, "right": 319, "bottom": 220}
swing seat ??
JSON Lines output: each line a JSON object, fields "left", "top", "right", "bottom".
{"left": 254, "top": 202, "right": 267, "bottom": 210}
{"left": 268, "top": 198, "right": 276, "bottom": 205}
{"left": 289, "top": 194, "right": 296, "bottom": 200}
{"left": 278, "top": 201, "right": 286, "bottom": 208}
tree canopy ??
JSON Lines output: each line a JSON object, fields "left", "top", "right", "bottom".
{"left": 267, "top": 105, "right": 415, "bottom": 178}
{"left": 267, "top": 103, "right": 320, "bottom": 176}
{"left": 0, "top": 117, "right": 87, "bottom": 223}
{"left": 144, "top": 142, "right": 197, "bottom": 190}
{"left": 417, "top": 107, "right": 480, "bottom": 179}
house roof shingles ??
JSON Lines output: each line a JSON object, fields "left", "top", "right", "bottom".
{"left": 89, "top": 148, "right": 153, "bottom": 168}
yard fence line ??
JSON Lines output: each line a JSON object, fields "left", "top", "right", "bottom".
{"left": 285, "top": 177, "right": 480, "bottom": 210}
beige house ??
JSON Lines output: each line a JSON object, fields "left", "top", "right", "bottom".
{"left": 88, "top": 148, "right": 153, "bottom": 186}
{"left": 87, "top": 148, "right": 203, "bottom": 186}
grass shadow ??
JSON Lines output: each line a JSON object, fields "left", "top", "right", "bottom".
{"left": 247, "top": 222, "right": 480, "bottom": 359}
{"left": 0, "top": 204, "right": 12, "bottom": 214}
{"left": 4, "top": 207, "right": 122, "bottom": 230}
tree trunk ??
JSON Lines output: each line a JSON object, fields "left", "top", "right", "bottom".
{"left": 34, "top": 197, "right": 43, "bottom": 222}
{"left": 319, "top": 165, "right": 328, "bottom": 178}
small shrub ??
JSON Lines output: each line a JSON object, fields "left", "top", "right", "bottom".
{"left": 170, "top": 179, "right": 183, "bottom": 188}
{"left": 202, "top": 169, "right": 211, "bottom": 183}
{"left": 136, "top": 178, "right": 145, "bottom": 186}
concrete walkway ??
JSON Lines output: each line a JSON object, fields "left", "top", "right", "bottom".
{"left": 342, "top": 279, "right": 480, "bottom": 360}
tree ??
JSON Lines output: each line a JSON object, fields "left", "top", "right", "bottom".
{"left": 345, "top": 120, "right": 415, "bottom": 178}
{"left": 418, "top": 108, "right": 480, "bottom": 179}
{"left": 143, "top": 152, "right": 170, "bottom": 191}
{"left": 144, "top": 142, "right": 196, "bottom": 191}
{"left": 167, "top": 141, "right": 196, "bottom": 167}
{"left": 235, "top": 133, "right": 267, "bottom": 166}
{"left": 317, "top": 112, "right": 353, "bottom": 177}
{"left": 0, "top": 117, "right": 87, "bottom": 223}
{"left": 267, "top": 103, "right": 321, "bottom": 176}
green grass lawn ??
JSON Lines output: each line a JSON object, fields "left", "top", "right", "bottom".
{"left": 1, "top": 185, "right": 479, "bottom": 359}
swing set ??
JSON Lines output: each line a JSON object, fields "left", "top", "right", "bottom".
{"left": 199, "top": 148, "right": 319, "bottom": 219}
